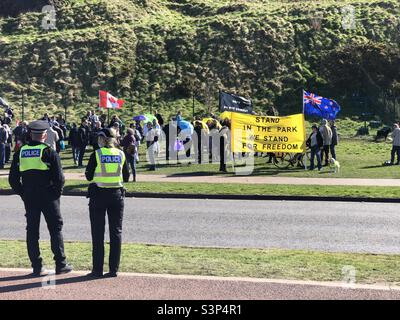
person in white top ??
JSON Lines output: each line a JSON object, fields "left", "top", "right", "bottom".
{"left": 45, "top": 126, "right": 59, "bottom": 151}
{"left": 152, "top": 119, "right": 161, "bottom": 156}
{"left": 145, "top": 122, "right": 157, "bottom": 170}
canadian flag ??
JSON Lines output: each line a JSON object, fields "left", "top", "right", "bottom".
{"left": 99, "top": 90, "right": 124, "bottom": 109}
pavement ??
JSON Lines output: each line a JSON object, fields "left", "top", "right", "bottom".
{"left": 1, "top": 195, "right": 400, "bottom": 253}
{"left": 2, "top": 170, "right": 400, "bottom": 186}
{"left": 1, "top": 268, "right": 400, "bottom": 300}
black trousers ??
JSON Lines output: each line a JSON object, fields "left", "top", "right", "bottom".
{"left": 78, "top": 144, "right": 87, "bottom": 166}
{"left": 219, "top": 138, "right": 226, "bottom": 172}
{"left": 89, "top": 188, "right": 124, "bottom": 273}
{"left": 5, "top": 144, "right": 11, "bottom": 163}
{"left": 23, "top": 197, "right": 67, "bottom": 269}
{"left": 183, "top": 138, "right": 192, "bottom": 158}
{"left": 321, "top": 145, "right": 330, "bottom": 164}
{"left": 391, "top": 146, "right": 400, "bottom": 164}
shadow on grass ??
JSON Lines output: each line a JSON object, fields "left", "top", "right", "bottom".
{"left": 360, "top": 165, "right": 388, "bottom": 169}
{"left": 316, "top": 170, "right": 337, "bottom": 175}
{"left": 250, "top": 167, "right": 306, "bottom": 176}
{"left": 166, "top": 171, "right": 227, "bottom": 177}
{"left": 63, "top": 165, "right": 85, "bottom": 170}
{"left": 63, "top": 183, "right": 88, "bottom": 193}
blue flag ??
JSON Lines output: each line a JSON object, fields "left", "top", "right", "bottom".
{"left": 303, "top": 91, "right": 341, "bottom": 120}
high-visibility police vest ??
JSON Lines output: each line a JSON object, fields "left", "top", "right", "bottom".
{"left": 19, "top": 144, "right": 50, "bottom": 172}
{"left": 93, "top": 147, "right": 126, "bottom": 188}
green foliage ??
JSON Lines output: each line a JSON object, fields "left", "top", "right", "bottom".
{"left": 0, "top": 0, "right": 399, "bottom": 124}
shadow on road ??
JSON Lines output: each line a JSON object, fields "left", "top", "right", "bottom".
{"left": 0, "top": 273, "right": 37, "bottom": 282}
{"left": 0, "top": 274, "right": 98, "bottom": 294}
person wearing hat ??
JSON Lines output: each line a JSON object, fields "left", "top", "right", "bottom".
{"left": 8, "top": 120, "right": 72, "bottom": 276}
{"left": 85, "top": 127, "right": 130, "bottom": 278}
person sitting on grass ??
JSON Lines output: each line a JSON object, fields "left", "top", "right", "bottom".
{"left": 306, "top": 124, "right": 323, "bottom": 171}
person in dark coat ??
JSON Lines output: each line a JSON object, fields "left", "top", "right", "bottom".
{"left": 329, "top": 120, "right": 338, "bottom": 160}
{"left": 193, "top": 121, "right": 203, "bottom": 164}
{"left": 90, "top": 121, "right": 102, "bottom": 151}
{"left": 121, "top": 129, "right": 137, "bottom": 182}
{"left": 135, "top": 121, "right": 144, "bottom": 143}
{"left": 77, "top": 119, "right": 90, "bottom": 167}
{"left": 306, "top": 124, "right": 323, "bottom": 171}
{"left": 9, "top": 120, "right": 72, "bottom": 276}
{"left": 154, "top": 110, "right": 164, "bottom": 127}
{"left": 52, "top": 125, "right": 64, "bottom": 154}
{"left": 68, "top": 123, "right": 79, "bottom": 165}
{"left": 13, "top": 121, "right": 28, "bottom": 152}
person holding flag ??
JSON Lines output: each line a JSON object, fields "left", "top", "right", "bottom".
{"left": 99, "top": 91, "right": 125, "bottom": 125}
{"left": 303, "top": 91, "right": 341, "bottom": 164}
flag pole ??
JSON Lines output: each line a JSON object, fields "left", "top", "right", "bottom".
{"left": 302, "top": 89, "right": 307, "bottom": 170}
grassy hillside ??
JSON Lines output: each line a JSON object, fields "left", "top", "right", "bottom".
{"left": 0, "top": 0, "right": 399, "bottom": 124}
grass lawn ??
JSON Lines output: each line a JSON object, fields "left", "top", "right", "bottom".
{"left": 2, "top": 137, "right": 396, "bottom": 178}
{"left": 0, "top": 240, "right": 399, "bottom": 285}
{"left": 1, "top": 178, "right": 400, "bottom": 199}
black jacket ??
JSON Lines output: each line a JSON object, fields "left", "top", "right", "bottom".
{"left": 77, "top": 125, "right": 90, "bottom": 146}
{"left": 68, "top": 127, "right": 79, "bottom": 146}
{"left": 155, "top": 113, "right": 164, "bottom": 127}
{"left": 306, "top": 131, "right": 323, "bottom": 148}
{"left": 331, "top": 125, "right": 338, "bottom": 146}
{"left": 9, "top": 141, "right": 65, "bottom": 199}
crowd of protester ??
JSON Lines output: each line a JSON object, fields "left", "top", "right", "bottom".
{"left": 4, "top": 101, "right": 400, "bottom": 176}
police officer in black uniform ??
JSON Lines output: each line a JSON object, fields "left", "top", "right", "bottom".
{"left": 9, "top": 120, "right": 72, "bottom": 276}
{"left": 85, "top": 127, "right": 130, "bottom": 278}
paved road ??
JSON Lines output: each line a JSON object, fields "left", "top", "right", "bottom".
{"left": 1, "top": 195, "right": 400, "bottom": 253}
{"left": 1, "top": 269, "right": 400, "bottom": 300}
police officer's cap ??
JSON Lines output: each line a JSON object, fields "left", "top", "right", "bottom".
{"left": 98, "top": 128, "right": 116, "bottom": 138}
{"left": 28, "top": 120, "right": 50, "bottom": 133}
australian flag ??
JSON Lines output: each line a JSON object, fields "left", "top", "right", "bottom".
{"left": 303, "top": 91, "right": 341, "bottom": 120}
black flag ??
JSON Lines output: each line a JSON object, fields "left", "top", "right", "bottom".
{"left": 219, "top": 91, "right": 253, "bottom": 114}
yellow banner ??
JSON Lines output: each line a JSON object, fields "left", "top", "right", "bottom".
{"left": 231, "top": 113, "right": 306, "bottom": 153}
